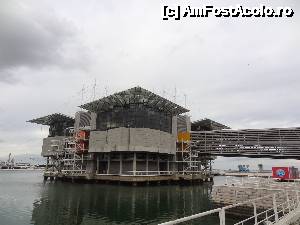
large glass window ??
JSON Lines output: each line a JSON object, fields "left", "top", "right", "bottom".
{"left": 96, "top": 104, "right": 172, "bottom": 133}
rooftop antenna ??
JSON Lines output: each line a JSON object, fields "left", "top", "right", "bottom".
{"left": 92, "top": 78, "right": 97, "bottom": 100}
{"left": 184, "top": 94, "right": 187, "bottom": 108}
{"left": 104, "top": 86, "right": 108, "bottom": 96}
{"left": 81, "top": 85, "right": 85, "bottom": 105}
{"left": 174, "top": 86, "right": 177, "bottom": 103}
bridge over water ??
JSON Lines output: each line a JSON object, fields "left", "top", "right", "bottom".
{"left": 190, "top": 127, "right": 300, "bottom": 159}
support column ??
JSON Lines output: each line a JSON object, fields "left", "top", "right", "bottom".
{"left": 81, "top": 154, "right": 83, "bottom": 174}
{"left": 172, "top": 155, "right": 176, "bottom": 173}
{"left": 46, "top": 157, "right": 49, "bottom": 171}
{"left": 119, "top": 153, "right": 123, "bottom": 175}
{"left": 157, "top": 153, "right": 160, "bottom": 175}
{"left": 133, "top": 152, "right": 136, "bottom": 176}
{"left": 96, "top": 154, "right": 99, "bottom": 174}
{"left": 146, "top": 153, "right": 149, "bottom": 175}
{"left": 167, "top": 156, "right": 170, "bottom": 174}
{"left": 107, "top": 153, "right": 110, "bottom": 175}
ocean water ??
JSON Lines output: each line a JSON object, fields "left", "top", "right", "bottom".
{"left": 0, "top": 170, "right": 237, "bottom": 225}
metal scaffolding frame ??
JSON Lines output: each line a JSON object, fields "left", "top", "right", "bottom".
{"left": 190, "top": 127, "right": 300, "bottom": 158}
{"left": 44, "top": 128, "right": 88, "bottom": 176}
{"left": 176, "top": 137, "right": 212, "bottom": 174}
{"left": 60, "top": 137, "right": 87, "bottom": 175}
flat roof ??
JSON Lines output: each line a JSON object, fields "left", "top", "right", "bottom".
{"left": 27, "top": 113, "right": 74, "bottom": 125}
{"left": 79, "top": 86, "right": 189, "bottom": 115}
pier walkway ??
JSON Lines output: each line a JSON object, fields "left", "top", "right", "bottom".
{"left": 158, "top": 178, "right": 300, "bottom": 225}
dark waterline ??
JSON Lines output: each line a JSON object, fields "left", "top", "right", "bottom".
{"left": 0, "top": 170, "right": 238, "bottom": 225}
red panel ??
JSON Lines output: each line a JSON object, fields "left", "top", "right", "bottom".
{"left": 76, "top": 130, "right": 90, "bottom": 140}
{"left": 272, "top": 167, "right": 290, "bottom": 180}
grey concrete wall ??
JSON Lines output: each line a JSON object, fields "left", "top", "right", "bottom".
{"left": 42, "top": 136, "right": 66, "bottom": 156}
{"left": 90, "top": 112, "right": 97, "bottom": 130}
{"left": 89, "top": 128, "right": 176, "bottom": 154}
{"left": 185, "top": 115, "right": 191, "bottom": 132}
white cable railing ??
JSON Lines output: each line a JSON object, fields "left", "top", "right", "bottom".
{"left": 158, "top": 188, "right": 300, "bottom": 225}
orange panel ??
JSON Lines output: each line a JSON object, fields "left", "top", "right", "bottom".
{"left": 177, "top": 132, "right": 190, "bottom": 142}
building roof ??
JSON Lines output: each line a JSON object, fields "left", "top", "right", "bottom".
{"left": 27, "top": 113, "right": 74, "bottom": 125}
{"left": 79, "top": 86, "right": 189, "bottom": 115}
{"left": 191, "top": 118, "right": 230, "bottom": 131}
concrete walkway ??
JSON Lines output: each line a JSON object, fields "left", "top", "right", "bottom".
{"left": 274, "top": 205, "right": 300, "bottom": 225}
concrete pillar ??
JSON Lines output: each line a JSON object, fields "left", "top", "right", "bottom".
{"left": 167, "top": 156, "right": 170, "bottom": 174}
{"left": 46, "top": 157, "right": 49, "bottom": 171}
{"left": 133, "top": 152, "right": 136, "bottom": 176}
{"left": 146, "top": 153, "right": 149, "bottom": 175}
{"left": 107, "top": 153, "right": 110, "bottom": 175}
{"left": 157, "top": 154, "right": 160, "bottom": 175}
{"left": 96, "top": 154, "right": 99, "bottom": 174}
{"left": 119, "top": 153, "right": 123, "bottom": 175}
{"left": 172, "top": 155, "right": 176, "bottom": 173}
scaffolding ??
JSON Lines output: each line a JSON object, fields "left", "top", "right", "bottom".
{"left": 176, "top": 134, "right": 212, "bottom": 175}
{"left": 60, "top": 137, "right": 87, "bottom": 175}
{"left": 45, "top": 128, "right": 88, "bottom": 176}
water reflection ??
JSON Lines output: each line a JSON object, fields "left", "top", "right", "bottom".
{"left": 31, "top": 181, "right": 219, "bottom": 225}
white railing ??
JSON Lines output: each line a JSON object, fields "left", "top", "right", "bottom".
{"left": 158, "top": 189, "right": 300, "bottom": 225}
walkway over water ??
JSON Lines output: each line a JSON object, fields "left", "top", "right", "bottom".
{"left": 159, "top": 178, "right": 300, "bottom": 225}
{"left": 190, "top": 127, "right": 300, "bottom": 159}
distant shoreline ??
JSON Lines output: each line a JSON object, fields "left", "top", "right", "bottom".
{"left": 0, "top": 168, "right": 44, "bottom": 171}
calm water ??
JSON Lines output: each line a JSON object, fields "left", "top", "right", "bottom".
{"left": 0, "top": 170, "right": 238, "bottom": 225}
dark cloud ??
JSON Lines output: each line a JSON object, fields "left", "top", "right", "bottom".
{"left": 0, "top": 1, "right": 85, "bottom": 83}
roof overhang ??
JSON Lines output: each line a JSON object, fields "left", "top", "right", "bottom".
{"left": 79, "top": 86, "right": 189, "bottom": 115}
{"left": 192, "top": 118, "right": 230, "bottom": 130}
{"left": 27, "top": 113, "right": 74, "bottom": 125}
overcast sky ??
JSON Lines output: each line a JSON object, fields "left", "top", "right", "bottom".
{"left": 0, "top": 0, "right": 299, "bottom": 168}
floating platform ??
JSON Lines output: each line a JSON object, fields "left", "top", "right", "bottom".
{"left": 43, "top": 172, "right": 213, "bottom": 185}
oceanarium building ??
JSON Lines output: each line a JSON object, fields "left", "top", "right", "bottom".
{"left": 29, "top": 87, "right": 222, "bottom": 183}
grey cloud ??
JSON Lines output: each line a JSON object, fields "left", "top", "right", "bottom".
{"left": 0, "top": 1, "right": 87, "bottom": 83}
{"left": 0, "top": 0, "right": 299, "bottom": 158}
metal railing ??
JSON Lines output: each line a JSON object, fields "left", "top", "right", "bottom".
{"left": 158, "top": 186, "right": 300, "bottom": 225}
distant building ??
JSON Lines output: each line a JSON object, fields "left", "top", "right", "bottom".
{"left": 238, "top": 165, "right": 250, "bottom": 172}
{"left": 191, "top": 119, "right": 230, "bottom": 131}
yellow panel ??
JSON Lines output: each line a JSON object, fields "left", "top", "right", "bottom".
{"left": 177, "top": 132, "right": 190, "bottom": 142}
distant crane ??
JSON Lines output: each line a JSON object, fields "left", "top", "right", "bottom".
{"left": 6, "top": 153, "right": 15, "bottom": 168}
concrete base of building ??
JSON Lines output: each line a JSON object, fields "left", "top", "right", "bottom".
{"left": 43, "top": 172, "right": 213, "bottom": 185}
